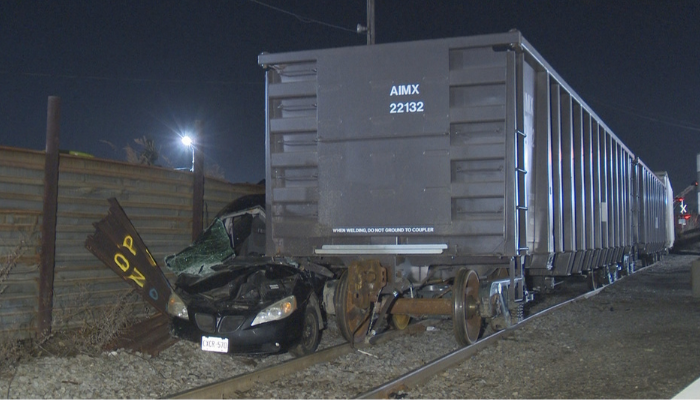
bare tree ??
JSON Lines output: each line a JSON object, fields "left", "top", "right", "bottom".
{"left": 124, "top": 136, "right": 159, "bottom": 166}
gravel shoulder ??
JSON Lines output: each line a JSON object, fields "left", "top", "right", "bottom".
{"left": 407, "top": 253, "right": 700, "bottom": 399}
{"left": 2, "top": 253, "right": 699, "bottom": 399}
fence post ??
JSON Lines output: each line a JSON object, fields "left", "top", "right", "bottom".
{"left": 38, "top": 96, "right": 60, "bottom": 336}
{"left": 692, "top": 259, "right": 700, "bottom": 298}
{"left": 192, "top": 120, "right": 205, "bottom": 241}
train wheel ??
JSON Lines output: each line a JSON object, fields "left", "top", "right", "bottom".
{"left": 453, "top": 268, "right": 481, "bottom": 346}
{"left": 390, "top": 314, "right": 411, "bottom": 330}
{"left": 587, "top": 269, "right": 600, "bottom": 291}
{"left": 334, "top": 270, "right": 371, "bottom": 343}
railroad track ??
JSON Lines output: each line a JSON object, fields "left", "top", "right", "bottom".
{"left": 167, "top": 321, "right": 431, "bottom": 399}
{"left": 356, "top": 287, "right": 603, "bottom": 399}
{"left": 166, "top": 279, "right": 607, "bottom": 399}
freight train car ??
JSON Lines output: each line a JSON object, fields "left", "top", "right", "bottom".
{"left": 258, "top": 31, "right": 673, "bottom": 345}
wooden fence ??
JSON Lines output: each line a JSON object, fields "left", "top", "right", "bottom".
{"left": 0, "top": 145, "right": 263, "bottom": 338}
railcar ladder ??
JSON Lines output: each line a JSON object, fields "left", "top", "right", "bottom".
{"left": 515, "top": 128, "right": 529, "bottom": 254}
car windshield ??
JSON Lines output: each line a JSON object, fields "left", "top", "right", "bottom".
{"left": 164, "top": 204, "right": 266, "bottom": 277}
{"left": 165, "top": 218, "right": 234, "bottom": 276}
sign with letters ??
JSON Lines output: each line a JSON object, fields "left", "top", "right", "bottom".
{"left": 85, "top": 198, "right": 173, "bottom": 314}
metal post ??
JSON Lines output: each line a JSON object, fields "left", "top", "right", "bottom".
{"left": 366, "top": 0, "right": 375, "bottom": 45}
{"left": 696, "top": 153, "right": 700, "bottom": 214}
{"left": 38, "top": 96, "right": 60, "bottom": 336}
{"left": 191, "top": 120, "right": 205, "bottom": 241}
{"left": 692, "top": 259, "right": 700, "bottom": 298}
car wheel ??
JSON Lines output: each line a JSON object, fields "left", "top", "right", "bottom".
{"left": 289, "top": 305, "right": 321, "bottom": 357}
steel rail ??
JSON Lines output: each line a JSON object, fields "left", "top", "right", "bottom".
{"left": 167, "top": 320, "right": 430, "bottom": 399}
{"left": 169, "top": 343, "right": 353, "bottom": 399}
{"left": 356, "top": 286, "right": 605, "bottom": 399}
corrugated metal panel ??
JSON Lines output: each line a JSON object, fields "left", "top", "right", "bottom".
{"left": 0, "top": 146, "right": 263, "bottom": 338}
{"left": 52, "top": 155, "right": 191, "bottom": 333}
{"left": 0, "top": 147, "right": 43, "bottom": 338}
{"left": 448, "top": 45, "right": 509, "bottom": 255}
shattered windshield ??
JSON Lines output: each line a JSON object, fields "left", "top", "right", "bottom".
{"left": 164, "top": 204, "right": 266, "bottom": 277}
{"left": 165, "top": 218, "right": 234, "bottom": 276}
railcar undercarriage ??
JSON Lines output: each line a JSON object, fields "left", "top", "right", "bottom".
{"left": 329, "top": 257, "right": 529, "bottom": 345}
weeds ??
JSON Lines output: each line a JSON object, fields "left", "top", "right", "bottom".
{"left": 0, "top": 223, "right": 39, "bottom": 372}
{"left": 1, "top": 226, "right": 147, "bottom": 373}
{"left": 70, "top": 289, "right": 143, "bottom": 355}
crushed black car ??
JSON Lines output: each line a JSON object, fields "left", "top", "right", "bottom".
{"left": 169, "top": 257, "right": 327, "bottom": 356}
{"left": 163, "top": 194, "right": 333, "bottom": 356}
{"left": 87, "top": 195, "right": 333, "bottom": 358}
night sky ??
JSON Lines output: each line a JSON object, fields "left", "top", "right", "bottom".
{"left": 1, "top": 0, "right": 699, "bottom": 190}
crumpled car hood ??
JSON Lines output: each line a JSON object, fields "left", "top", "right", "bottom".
{"left": 174, "top": 262, "right": 306, "bottom": 312}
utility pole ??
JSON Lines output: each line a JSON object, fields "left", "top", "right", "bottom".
{"left": 367, "top": 0, "right": 375, "bottom": 45}
{"left": 357, "top": 0, "right": 375, "bottom": 45}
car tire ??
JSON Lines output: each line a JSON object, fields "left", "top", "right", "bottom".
{"left": 289, "top": 305, "right": 321, "bottom": 357}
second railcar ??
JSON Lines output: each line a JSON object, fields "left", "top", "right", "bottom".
{"left": 258, "top": 31, "right": 672, "bottom": 345}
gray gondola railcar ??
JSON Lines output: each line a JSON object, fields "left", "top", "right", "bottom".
{"left": 258, "top": 31, "right": 672, "bottom": 345}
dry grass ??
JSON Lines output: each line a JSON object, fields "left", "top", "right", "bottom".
{"left": 0, "top": 222, "right": 37, "bottom": 296}
{"left": 1, "top": 227, "right": 148, "bottom": 373}
{"left": 60, "top": 288, "right": 144, "bottom": 355}
{"left": 1, "top": 290, "right": 146, "bottom": 373}
{"left": 0, "top": 225, "right": 39, "bottom": 371}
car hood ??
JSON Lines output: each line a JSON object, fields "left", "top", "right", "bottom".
{"left": 174, "top": 261, "right": 309, "bottom": 313}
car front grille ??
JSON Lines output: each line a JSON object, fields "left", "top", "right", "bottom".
{"left": 194, "top": 313, "right": 216, "bottom": 333}
{"left": 194, "top": 313, "right": 245, "bottom": 334}
{"left": 219, "top": 315, "right": 246, "bottom": 333}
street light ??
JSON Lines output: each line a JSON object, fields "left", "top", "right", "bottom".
{"left": 181, "top": 134, "right": 195, "bottom": 172}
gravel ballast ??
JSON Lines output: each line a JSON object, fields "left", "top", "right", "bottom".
{"left": 1, "top": 253, "right": 699, "bottom": 399}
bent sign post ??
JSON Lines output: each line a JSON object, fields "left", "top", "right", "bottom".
{"left": 85, "top": 198, "right": 173, "bottom": 314}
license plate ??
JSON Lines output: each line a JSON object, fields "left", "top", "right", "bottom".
{"left": 201, "top": 336, "right": 229, "bottom": 353}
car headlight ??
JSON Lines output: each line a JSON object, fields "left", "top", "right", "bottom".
{"left": 166, "top": 292, "right": 189, "bottom": 321}
{"left": 251, "top": 295, "right": 297, "bottom": 326}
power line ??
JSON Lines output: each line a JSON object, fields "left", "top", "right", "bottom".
{"left": 589, "top": 97, "right": 700, "bottom": 133}
{"left": 0, "top": 69, "right": 262, "bottom": 86}
{"left": 246, "top": 0, "right": 357, "bottom": 33}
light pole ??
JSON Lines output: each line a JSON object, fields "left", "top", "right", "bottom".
{"left": 181, "top": 134, "right": 195, "bottom": 172}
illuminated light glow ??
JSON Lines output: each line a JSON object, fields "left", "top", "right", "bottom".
{"left": 181, "top": 135, "right": 193, "bottom": 146}
{"left": 122, "top": 235, "right": 137, "bottom": 256}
